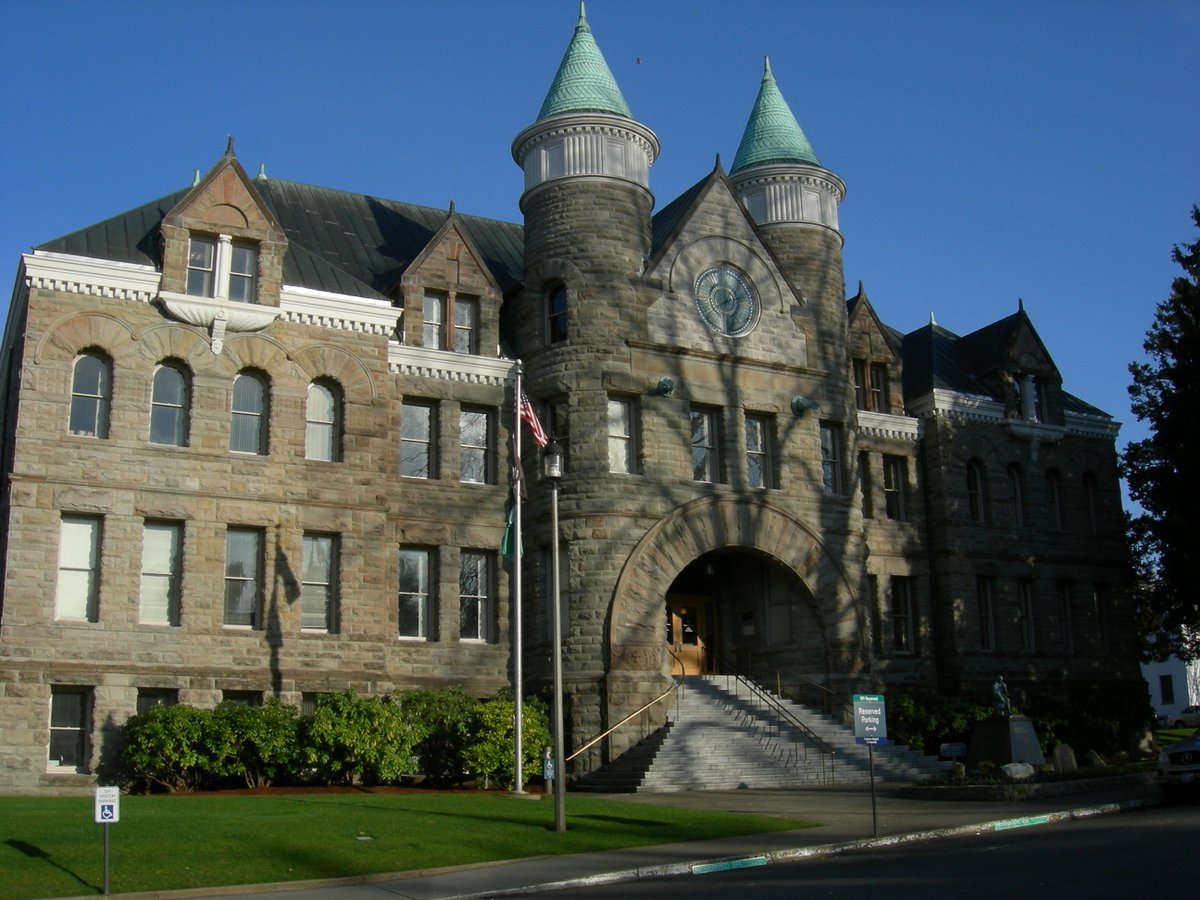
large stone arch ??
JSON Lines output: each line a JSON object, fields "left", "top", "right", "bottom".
{"left": 607, "top": 495, "right": 866, "bottom": 676}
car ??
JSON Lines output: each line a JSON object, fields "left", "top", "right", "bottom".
{"left": 1166, "top": 705, "right": 1200, "bottom": 729}
{"left": 1158, "top": 731, "right": 1200, "bottom": 799}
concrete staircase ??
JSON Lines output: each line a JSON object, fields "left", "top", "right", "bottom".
{"left": 574, "top": 675, "right": 952, "bottom": 793}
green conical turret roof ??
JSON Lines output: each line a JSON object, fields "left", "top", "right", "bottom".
{"left": 730, "top": 57, "right": 820, "bottom": 173}
{"left": 537, "top": 2, "right": 632, "bottom": 121}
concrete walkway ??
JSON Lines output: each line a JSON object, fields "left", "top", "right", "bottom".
{"left": 99, "top": 780, "right": 1163, "bottom": 900}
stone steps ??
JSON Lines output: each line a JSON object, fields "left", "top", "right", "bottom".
{"left": 574, "top": 675, "right": 952, "bottom": 793}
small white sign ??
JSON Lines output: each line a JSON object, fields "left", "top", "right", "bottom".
{"left": 95, "top": 786, "right": 120, "bottom": 824}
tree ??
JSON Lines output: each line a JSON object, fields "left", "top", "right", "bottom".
{"left": 1123, "top": 206, "right": 1200, "bottom": 660}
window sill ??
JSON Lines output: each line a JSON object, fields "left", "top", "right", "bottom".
{"left": 397, "top": 635, "right": 432, "bottom": 642}
{"left": 156, "top": 291, "right": 280, "bottom": 353}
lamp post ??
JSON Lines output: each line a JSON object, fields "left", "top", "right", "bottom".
{"left": 543, "top": 437, "right": 567, "bottom": 833}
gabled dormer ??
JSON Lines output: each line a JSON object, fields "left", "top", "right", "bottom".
{"left": 155, "top": 141, "right": 287, "bottom": 352}
{"left": 846, "top": 283, "right": 903, "bottom": 415}
{"left": 397, "top": 209, "right": 504, "bottom": 357}
{"left": 957, "top": 303, "right": 1062, "bottom": 425}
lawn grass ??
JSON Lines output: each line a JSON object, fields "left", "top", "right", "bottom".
{"left": 1, "top": 790, "right": 813, "bottom": 899}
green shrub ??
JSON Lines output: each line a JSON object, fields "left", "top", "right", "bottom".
{"left": 299, "top": 691, "right": 421, "bottom": 785}
{"left": 210, "top": 700, "right": 299, "bottom": 788}
{"left": 462, "top": 693, "right": 551, "bottom": 789}
{"left": 888, "top": 690, "right": 990, "bottom": 752}
{"left": 400, "top": 688, "right": 477, "bottom": 785}
{"left": 121, "top": 704, "right": 214, "bottom": 793}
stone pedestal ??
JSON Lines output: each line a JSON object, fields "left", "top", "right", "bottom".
{"left": 966, "top": 716, "right": 1046, "bottom": 767}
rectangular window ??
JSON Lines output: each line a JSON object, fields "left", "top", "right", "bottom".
{"left": 224, "top": 528, "right": 263, "bottom": 628}
{"left": 891, "top": 576, "right": 915, "bottom": 653}
{"left": 48, "top": 686, "right": 92, "bottom": 771}
{"left": 977, "top": 576, "right": 996, "bottom": 651}
{"left": 1056, "top": 581, "right": 1075, "bottom": 652}
{"left": 853, "top": 359, "right": 868, "bottom": 410}
{"left": 400, "top": 401, "right": 436, "bottom": 478}
{"left": 55, "top": 515, "right": 101, "bottom": 622}
{"left": 883, "top": 455, "right": 907, "bottom": 521}
{"left": 188, "top": 235, "right": 257, "bottom": 302}
{"left": 222, "top": 690, "right": 263, "bottom": 706}
{"left": 459, "top": 407, "right": 492, "bottom": 484}
{"left": 1160, "top": 674, "right": 1176, "bottom": 706}
{"left": 819, "top": 422, "right": 843, "bottom": 494}
{"left": 608, "top": 397, "right": 637, "bottom": 474}
{"left": 690, "top": 406, "right": 722, "bottom": 483}
{"left": 228, "top": 242, "right": 257, "bottom": 303}
{"left": 398, "top": 547, "right": 433, "bottom": 639}
{"left": 869, "top": 364, "right": 889, "bottom": 414}
{"left": 745, "top": 413, "right": 774, "bottom": 489}
{"left": 301, "top": 533, "right": 339, "bottom": 632}
{"left": 423, "top": 292, "right": 445, "bottom": 349}
{"left": 186, "top": 236, "right": 216, "bottom": 297}
{"left": 459, "top": 551, "right": 493, "bottom": 642}
{"left": 453, "top": 296, "right": 478, "bottom": 354}
{"left": 1018, "top": 579, "right": 1036, "bottom": 652}
{"left": 140, "top": 521, "right": 182, "bottom": 626}
{"left": 136, "top": 688, "right": 178, "bottom": 716}
{"left": 860, "top": 452, "right": 874, "bottom": 518}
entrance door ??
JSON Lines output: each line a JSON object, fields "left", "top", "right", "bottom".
{"left": 666, "top": 599, "right": 709, "bottom": 676}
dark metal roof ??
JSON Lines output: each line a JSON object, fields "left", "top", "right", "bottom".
{"left": 36, "top": 188, "right": 190, "bottom": 266}
{"left": 34, "top": 177, "right": 525, "bottom": 301}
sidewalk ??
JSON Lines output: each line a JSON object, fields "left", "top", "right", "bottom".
{"left": 127, "top": 780, "right": 1163, "bottom": 900}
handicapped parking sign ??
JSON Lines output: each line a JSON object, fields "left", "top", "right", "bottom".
{"left": 94, "top": 786, "right": 120, "bottom": 824}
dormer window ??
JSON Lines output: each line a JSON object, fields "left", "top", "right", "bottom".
{"left": 1013, "top": 374, "right": 1046, "bottom": 422}
{"left": 853, "top": 359, "right": 890, "bottom": 413}
{"left": 187, "top": 235, "right": 258, "bottom": 303}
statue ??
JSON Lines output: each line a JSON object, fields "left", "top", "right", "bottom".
{"left": 992, "top": 675, "right": 1012, "bottom": 718}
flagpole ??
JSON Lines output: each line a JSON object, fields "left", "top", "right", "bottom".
{"left": 512, "top": 361, "right": 525, "bottom": 795}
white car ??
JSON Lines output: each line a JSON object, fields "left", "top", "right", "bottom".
{"left": 1158, "top": 731, "right": 1200, "bottom": 798}
{"left": 1165, "top": 705, "right": 1200, "bottom": 729}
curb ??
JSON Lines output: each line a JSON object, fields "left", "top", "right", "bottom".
{"left": 460, "top": 794, "right": 1161, "bottom": 898}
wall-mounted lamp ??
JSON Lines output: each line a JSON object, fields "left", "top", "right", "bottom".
{"left": 791, "top": 395, "right": 820, "bottom": 416}
{"left": 656, "top": 376, "right": 677, "bottom": 397}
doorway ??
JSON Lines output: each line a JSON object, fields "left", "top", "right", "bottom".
{"left": 666, "top": 598, "right": 710, "bottom": 676}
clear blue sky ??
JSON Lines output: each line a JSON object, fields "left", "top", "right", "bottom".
{"left": 2, "top": 0, "right": 1197, "bottom": 492}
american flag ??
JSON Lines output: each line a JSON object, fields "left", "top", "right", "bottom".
{"left": 518, "top": 391, "right": 548, "bottom": 448}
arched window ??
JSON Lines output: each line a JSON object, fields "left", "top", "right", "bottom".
{"left": 1006, "top": 464, "right": 1025, "bottom": 526}
{"left": 69, "top": 350, "right": 111, "bottom": 438}
{"left": 1045, "top": 469, "right": 1064, "bottom": 530}
{"left": 149, "top": 361, "right": 190, "bottom": 446}
{"left": 230, "top": 371, "right": 268, "bottom": 455}
{"left": 966, "top": 459, "right": 987, "bottom": 523}
{"left": 305, "top": 380, "right": 342, "bottom": 462}
{"left": 546, "top": 285, "right": 568, "bottom": 344}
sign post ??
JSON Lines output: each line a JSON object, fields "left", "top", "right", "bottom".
{"left": 94, "top": 786, "right": 119, "bottom": 895}
{"left": 853, "top": 694, "right": 887, "bottom": 837}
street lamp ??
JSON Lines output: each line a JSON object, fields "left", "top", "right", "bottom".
{"left": 543, "top": 437, "right": 567, "bottom": 833}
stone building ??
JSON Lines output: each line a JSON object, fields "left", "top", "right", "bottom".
{"left": 0, "top": 7, "right": 1141, "bottom": 790}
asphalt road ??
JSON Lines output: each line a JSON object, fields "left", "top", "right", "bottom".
{"left": 535, "top": 799, "right": 1200, "bottom": 898}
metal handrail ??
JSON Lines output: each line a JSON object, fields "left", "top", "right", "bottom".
{"left": 566, "top": 682, "right": 679, "bottom": 763}
{"left": 710, "top": 651, "right": 837, "bottom": 764}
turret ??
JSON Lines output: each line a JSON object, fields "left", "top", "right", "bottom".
{"left": 510, "top": 2, "right": 659, "bottom": 359}
{"left": 729, "top": 58, "right": 847, "bottom": 355}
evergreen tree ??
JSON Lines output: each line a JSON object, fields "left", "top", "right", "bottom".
{"left": 1123, "top": 206, "right": 1200, "bottom": 659}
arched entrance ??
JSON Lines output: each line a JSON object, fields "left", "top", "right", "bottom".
{"left": 664, "top": 548, "right": 832, "bottom": 678}
{"left": 608, "top": 496, "right": 866, "bottom": 681}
